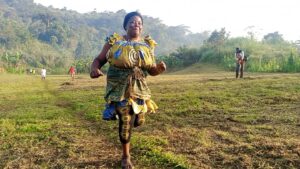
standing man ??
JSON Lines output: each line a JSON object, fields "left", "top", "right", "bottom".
{"left": 41, "top": 67, "right": 46, "bottom": 80}
{"left": 235, "top": 47, "right": 245, "bottom": 78}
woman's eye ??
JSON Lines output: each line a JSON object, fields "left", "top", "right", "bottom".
{"left": 130, "top": 21, "right": 142, "bottom": 25}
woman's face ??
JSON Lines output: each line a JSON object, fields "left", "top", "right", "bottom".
{"left": 126, "top": 16, "right": 143, "bottom": 38}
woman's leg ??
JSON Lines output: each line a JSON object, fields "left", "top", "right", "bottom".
{"left": 134, "top": 112, "right": 145, "bottom": 127}
{"left": 122, "top": 143, "right": 130, "bottom": 158}
{"left": 121, "top": 143, "right": 133, "bottom": 169}
{"left": 117, "top": 106, "right": 135, "bottom": 168}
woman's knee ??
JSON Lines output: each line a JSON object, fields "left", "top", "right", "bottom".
{"left": 134, "top": 112, "right": 145, "bottom": 127}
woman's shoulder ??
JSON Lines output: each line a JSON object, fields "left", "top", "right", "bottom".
{"left": 105, "top": 33, "right": 124, "bottom": 45}
{"left": 143, "top": 35, "right": 157, "bottom": 49}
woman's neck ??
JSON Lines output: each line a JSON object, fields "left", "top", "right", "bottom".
{"left": 125, "top": 35, "right": 141, "bottom": 42}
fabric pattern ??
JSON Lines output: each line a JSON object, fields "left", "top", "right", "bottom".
{"left": 103, "top": 33, "right": 159, "bottom": 122}
{"left": 106, "top": 33, "right": 156, "bottom": 70}
{"left": 117, "top": 104, "right": 134, "bottom": 143}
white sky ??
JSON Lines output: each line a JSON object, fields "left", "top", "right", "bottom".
{"left": 33, "top": 0, "right": 300, "bottom": 41}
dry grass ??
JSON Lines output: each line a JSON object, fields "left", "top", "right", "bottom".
{"left": 1, "top": 72, "right": 300, "bottom": 168}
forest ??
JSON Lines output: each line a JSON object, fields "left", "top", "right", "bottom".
{"left": 0, "top": 0, "right": 300, "bottom": 74}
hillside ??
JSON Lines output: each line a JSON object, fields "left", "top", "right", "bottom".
{"left": 1, "top": 0, "right": 299, "bottom": 74}
{"left": 0, "top": 0, "right": 208, "bottom": 73}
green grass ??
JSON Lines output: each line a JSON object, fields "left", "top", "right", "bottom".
{"left": 1, "top": 72, "right": 300, "bottom": 168}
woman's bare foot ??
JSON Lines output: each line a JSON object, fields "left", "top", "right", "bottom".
{"left": 121, "top": 156, "right": 134, "bottom": 169}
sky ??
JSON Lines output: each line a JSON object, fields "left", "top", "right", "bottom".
{"left": 33, "top": 0, "right": 300, "bottom": 41}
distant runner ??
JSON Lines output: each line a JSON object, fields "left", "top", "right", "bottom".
{"left": 68, "top": 66, "right": 76, "bottom": 81}
{"left": 41, "top": 67, "right": 46, "bottom": 80}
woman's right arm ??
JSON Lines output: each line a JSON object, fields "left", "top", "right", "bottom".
{"left": 90, "top": 43, "right": 111, "bottom": 78}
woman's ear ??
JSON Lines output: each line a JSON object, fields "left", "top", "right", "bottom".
{"left": 125, "top": 23, "right": 129, "bottom": 31}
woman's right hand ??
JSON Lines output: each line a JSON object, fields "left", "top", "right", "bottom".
{"left": 90, "top": 43, "right": 111, "bottom": 79}
{"left": 90, "top": 68, "right": 104, "bottom": 78}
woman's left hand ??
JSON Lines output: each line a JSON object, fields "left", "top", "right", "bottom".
{"left": 157, "top": 61, "right": 166, "bottom": 73}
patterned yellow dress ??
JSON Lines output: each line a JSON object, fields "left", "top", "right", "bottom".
{"left": 102, "top": 33, "right": 158, "bottom": 120}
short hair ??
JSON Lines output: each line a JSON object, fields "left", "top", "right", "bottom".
{"left": 123, "top": 11, "right": 143, "bottom": 30}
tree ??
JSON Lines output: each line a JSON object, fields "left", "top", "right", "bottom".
{"left": 206, "top": 28, "right": 229, "bottom": 62}
{"left": 263, "top": 32, "right": 285, "bottom": 44}
{"left": 207, "top": 28, "right": 229, "bottom": 46}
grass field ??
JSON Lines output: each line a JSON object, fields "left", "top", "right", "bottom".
{"left": 0, "top": 71, "right": 300, "bottom": 169}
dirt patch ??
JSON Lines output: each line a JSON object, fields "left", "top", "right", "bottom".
{"left": 61, "top": 82, "right": 74, "bottom": 86}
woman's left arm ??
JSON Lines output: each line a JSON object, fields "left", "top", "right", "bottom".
{"left": 147, "top": 61, "right": 166, "bottom": 76}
